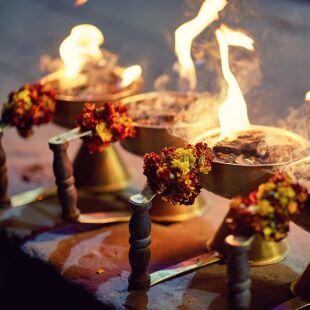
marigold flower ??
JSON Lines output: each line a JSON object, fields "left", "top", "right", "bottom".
{"left": 143, "top": 143, "right": 213, "bottom": 205}
{"left": 228, "top": 172, "right": 308, "bottom": 242}
{"left": 1, "top": 83, "right": 56, "bottom": 137}
{"left": 76, "top": 102, "right": 136, "bottom": 153}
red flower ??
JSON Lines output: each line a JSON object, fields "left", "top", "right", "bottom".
{"left": 76, "top": 102, "right": 136, "bottom": 153}
{"left": 143, "top": 143, "right": 213, "bottom": 205}
{"left": 228, "top": 172, "right": 308, "bottom": 242}
{"left": 1, "top": 83, "right": 56, "bottom": 137}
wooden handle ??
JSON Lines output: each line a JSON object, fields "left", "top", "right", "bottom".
{"left": 49, "top": 141, "right": 79, "bottom": 221}
{"left": 0, "top": 132, "right": 9, "bottom": 207}
{"left": 128, "top": 197, "right": 152, "bottom": 291}
{"left": 225, "top": 235, "right": 253, "bottom": 310}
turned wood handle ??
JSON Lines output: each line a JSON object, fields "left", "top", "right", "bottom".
{"left": 225, "top": 235, "right": 253, "bottom": 310}
{"left": 0, "top": 132, "right": 9, "bottom": 207}
{"left": 49, "top": 141, "right": 79, "bottom": 221}
{"left": 128, "top": 197, "right": 152, "bottom": 291}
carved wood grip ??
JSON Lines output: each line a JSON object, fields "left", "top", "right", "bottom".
{"left": 49, "top": 141, "right": 79, "bottom": 221}
{"left": 0, "top": 132, "right": 9, "bottom": 207}
{"left": 225, "top": 235, "right": 253, "bottom": 310}
{"left": 128, "top": 197, "right": 152, "bottom": 291}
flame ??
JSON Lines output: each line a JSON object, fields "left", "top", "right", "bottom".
{"left": 305, "top": 90, "right": 310, "bottom": 102}
{"left": 120, "top": 65, "right": 142, "bottom": 88}
{"left": 174, "top": 0, "right": 227, "bottom": 91}
{"left": 59, "top": 24, "right": 104, "bottom": 78}
{"left": 215, "top": 24, "right": 254, "bottom": 139}
{"left": 74, "top": 0, "right": 88, "bottom": 6}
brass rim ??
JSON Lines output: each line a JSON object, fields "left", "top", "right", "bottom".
{"left": 249, "top": 241, "right": 289, "bottom": 267}
{"left": 121, "top": 91, "right": 214, "bottom": 130}
{"left": 150, "top": 197, "right": 208, "bottom": 223}
{"left": 40, "top": 69, "right": 143, "bottom": 103}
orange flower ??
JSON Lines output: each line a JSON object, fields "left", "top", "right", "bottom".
{"left": 143, "top": 143, "right": 213, "bottom": 205}
{"left": 76, "top": 102, "right": 136, "bottom": 153}
{"left": 1, "top": 83, "right": 55, "bottom": 137}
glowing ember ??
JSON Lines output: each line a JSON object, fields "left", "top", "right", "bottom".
{"left": 59, "top": 24, "right": 104, "bottom": 79}
{"left": 120, "top": 65, "right": 142, "bottom": 88}
{"left": 74, "top": 0, "right": 88, "bottom": 6}
{"left": 215, "top": 24, "right": 254, "bottom": 139}
{"left": 174, "top": 0, "right": 227, "bottom": 91}
{"left": 305, "top": 90, "right": 310, "bottom": 102}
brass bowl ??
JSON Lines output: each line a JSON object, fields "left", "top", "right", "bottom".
{"left": 120, "top": 91, "right": 216, "bottom": 222}
{"left": 41, "top": 69, "right": 143, "bottom": 193}
{"left": 121, "top": 91, "right": 214, "bottom": 155}
{"left": 191, "top": 125, "right": 308, "bottom": 198}
{"left": 41, "top": 69, "right": 143, "bottom": 129}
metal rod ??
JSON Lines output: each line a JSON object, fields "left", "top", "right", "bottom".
{"left": 150, "top": 251, "right": 221, "bottom": 287}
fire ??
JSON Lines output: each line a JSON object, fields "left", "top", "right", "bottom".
{"left": 305, "top": 90, "right": 310, "bottom": 102}
{"left": 120, "top": 65, "right": 142, "bottom": 88}
{"left": 215, "top": 24, "right": 254, "bottom": 139}
{"left": 74, "top": 0, "right": 88, "bottom": 6}
{"left": 59, "top": 24, "right": 104, "bottom": 79}
{"left": 174, "top": 0, "right": 227, "bottom": 91}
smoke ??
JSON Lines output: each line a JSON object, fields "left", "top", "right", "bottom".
{"left": 278, "top": 102, "right": 310, "bottom": 141}
{"left": 39, "top": 54, "right": 63, "bottom": 74}
{"left": 167, "top": 91, "right": 221, "bottom": 142}
{"left": 284, "top": 157, "right": 310, "bottom": 192}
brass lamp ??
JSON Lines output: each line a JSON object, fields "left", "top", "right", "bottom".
{"left": 191, "top": 125, "right": 308, "bottom": 265}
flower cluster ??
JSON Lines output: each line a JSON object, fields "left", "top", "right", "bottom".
{"left": 143, "top": 143, "right": 213, "bottom": 205}
{"left": 1, "top": 83, "right": 56, "bottom": 137}
{"left": 228, "top": 173, "right": 308, "bottom": 242}
{"left": 76, "top": 102, "right": 136, "bottom": 153}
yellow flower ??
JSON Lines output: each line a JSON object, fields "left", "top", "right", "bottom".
{"left": 279, "top": 196, "right": 288, "bottom": 207}
{"left": 263, "top": 226, "right": 273, "bottom": 237}
{"left": 278, "top": 186, "right": 296, "bottom": 199}
{"left": 171, "top": 159, "right": 190, "bottom": 174}
{"left": 258, "top": 199, "right": 274, "bottom": 216}
{"left": 275, "top": 232, "right": 285, "bottom": 241}
{"left": 95, "top": 122, "right": 112, "bottom": 142}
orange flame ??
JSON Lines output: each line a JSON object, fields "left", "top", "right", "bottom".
{"left": 59, "top": 24, "right": 104, "bottom": 79}
{"left": 215, "top": 24, "right": 254, "bottom": 139}
{"left": 120, "top": 65, "right": 142, "bottom": 88}
{"left": 174, "top": 0, "right": 227, "bottom": 90}
{"left": 74, "top": 0, "right": 88, "bottom": 6}
{"left": 305, "top": 90, "right": 310, "bottom": 102}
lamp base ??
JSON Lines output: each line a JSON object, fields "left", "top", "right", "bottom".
{"left": 150, "top": 195, "right": 206, "bottom": 223}
{"left": 207, "top": 209, "right": 288, "bottom": 266}
{"left": 73, "top": 143, "right": 131, "bottom": 193}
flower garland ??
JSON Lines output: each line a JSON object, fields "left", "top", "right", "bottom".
{"left": 228, "top": 172, "right": 308, "bottom": 242}
{"left": 143, "top": 143, "right": 213, "bottom": 205}
{"left": 76, "top": 102, "right": 136, "bottom": 153}
{"left": 1, "top": 83, "right": 56, "bottom": 137}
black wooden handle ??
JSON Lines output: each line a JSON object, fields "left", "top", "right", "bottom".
{"left": 49, "top": 141, "right": 79, "bottom": 221}
{"left": 225, "top": 235, "right": 253, "bottom": 310}
{"left": 0, "top": 132, "right": 9, "bottom": 207}
{"left": 128, "top": 197, "right": 152, "bottom": 291}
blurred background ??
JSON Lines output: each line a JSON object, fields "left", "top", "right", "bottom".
{"left": 0, "top": 0, "right": 309, "bottom": 194}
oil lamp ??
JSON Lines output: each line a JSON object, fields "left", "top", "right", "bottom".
{"left": 41, "top": 24, "right": 143, "bottom": 198}
{"left": 191, "top": 25, "right": 309, "bottom": 265}
{"left": 121, "top": 91, "right": 216, "bottom": 222}
{"left": 121, "top": 0, "right": 228, "bottom": 222}
{"left": 284, "top": 157, "right": 310, "bottom": 300}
